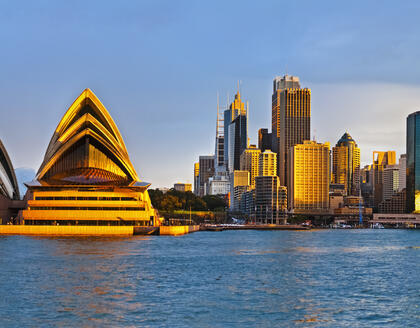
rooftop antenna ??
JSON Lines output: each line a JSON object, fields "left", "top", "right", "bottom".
{"left": 313, "top": 129, "right": 316, "bottom": 142}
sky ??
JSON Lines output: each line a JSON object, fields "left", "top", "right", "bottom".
{"left": 1, "top": 0, "right": 420, "bottom": 188}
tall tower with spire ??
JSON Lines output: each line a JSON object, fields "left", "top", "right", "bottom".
{"left": 224, "top": 86, "right": 248, "bottom": 172}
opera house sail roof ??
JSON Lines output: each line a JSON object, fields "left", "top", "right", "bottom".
{"left": 36, "top": 88, "right": 139, "bottom": 186}
{"left": 23, "top": 89, "right": 156, "bottom": 226}
{"left": 0, "top": 139, "right": 20, "bottom": 200}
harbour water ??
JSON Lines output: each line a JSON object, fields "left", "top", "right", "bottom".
{"left": 0, "top": 229, "right": 419, "bottom": 327}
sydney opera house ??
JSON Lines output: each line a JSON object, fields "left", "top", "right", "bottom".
{"left": 22, "top": 89, "right": 157, "bottom": 226}
{"left": 0, "top": 140, "right": 21, "bottom": 224}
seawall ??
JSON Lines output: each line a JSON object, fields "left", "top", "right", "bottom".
{"left": 159, "top": 225, "right": 200, "bottom": 236}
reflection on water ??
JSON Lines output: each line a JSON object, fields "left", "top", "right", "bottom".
{"left": 0, "top": 230, "right": 419, "bottom": 327}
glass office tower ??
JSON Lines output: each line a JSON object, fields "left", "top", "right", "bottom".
{"left": 406, "top": 111, "right": 420, "bottom": 213}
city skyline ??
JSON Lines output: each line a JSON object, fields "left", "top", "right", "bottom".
{"left": 1, "top": 1, "right": 420, "bottom": 188}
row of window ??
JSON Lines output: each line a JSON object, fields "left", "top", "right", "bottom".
{"left": 29, "top": 206, "right": 145, "bottom": 211}
{"left": 24, "top": 220, "right": 152, "bottom": 226}
{"left": 35, "top": 196, "right": 138, "bottom": 201}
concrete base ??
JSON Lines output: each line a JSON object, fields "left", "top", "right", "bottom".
{"left": 0, "top": 225, "right": 200, "bottom": 236}
{"left": 159, "top": 225, "right": 200, "bottom": 236}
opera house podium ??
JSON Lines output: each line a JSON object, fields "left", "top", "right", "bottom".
{"left": 22, "top": 89, "right": 157, "bottom": 227}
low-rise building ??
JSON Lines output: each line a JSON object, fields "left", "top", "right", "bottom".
{"left": 174, "top": 183, "right": 192, "bottom": 192}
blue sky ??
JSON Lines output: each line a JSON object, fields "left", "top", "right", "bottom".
{"left": 1, "top": 0, "right": 420, "bottom": 188}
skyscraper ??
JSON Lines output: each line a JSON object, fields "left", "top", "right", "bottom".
{"left": 214, "top": 97, "right": 225, "bottom": 173}
{"left": 289, "top": 141, "right": 330, "bottom": 213}
{"left": 271, "top": 75, "right": 311, "bottom": 187}
{"left": 407, "top": 111, "right": 420, "bottom": 213}
{"left": 259, "top": 150, "right": 277, "bottom": 177}
{"left": 372, "top": 151, "right": 396, "bottom": 209}
{"left": 255, "top": 176, "right": 287, "bottom": 224}
{"left": 240, "top": 145, "right": 261, "bottom": 189}
{"left": 198, "top": 155, "right": 214, "bottom": 196}
{"left": 224, "top": 91, "right": 248, "bottom": 172}
{"left": 228, "top": 114, "right": 248, "bottom": 172}
{"left": 207, "top": 96, "right": 231, "bottom": 196}
{"left": 230, "top": 170, "right": 250, "bottom": 211}
{"left": 258, "top": 128, "right": 272, "bottom": 152}
{"left": 398, "top": 154, "right": 407, "bottom": 192}
{"left": 382, "top": 165, "right": 399, "bottom": 201}
{"left": 332, "top": 132, "right": 360, "bottom": 196}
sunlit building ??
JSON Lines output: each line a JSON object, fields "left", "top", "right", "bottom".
{"left": 289, "top": 141, "right": 330, "bottom": 213}
{"left": 193, "top": 162, "right": 199, "bottom": 195}
{"left": 225, "top": 91, "right": 248, "bottom": 172}
{"left": 174, "top": 183, "right": 192, "bottom": 192}
{"left": 240, "top": 145, "right": 261, "bottom": 189}
{"left": 22, "top": 89, "right": 157, "bottom": 226}
{"left": 272, "top": 75, "right": 310, "bottom": 186}
{"left": 372, "top": 151, "right": 396, "bottom": 209}
{"left": 230, "top": 170, "right": 249, "bottom": 211}
{"left": 259, "top": 150, "right": 277, "bottom": 177}
{"left": 332, "top": 132, "right": 360, "bottom": 196}
{"left": 0, "top": 140, "right": 21, "bottom": 224}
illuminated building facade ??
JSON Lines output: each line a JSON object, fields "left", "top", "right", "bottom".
{"left": 224, "top": 91, "right": 248, "bottom": 172}
{"left": 332, "top": 132, "right": 360, "bottom": 196}
{"left": 289, "top": 141, "right": 330, "bottom": 213}
{"left": 240, "top": 146, "right": 261, "bottom": 189}
{"left": 272, "top": 75, "right": 310, "bottom": 187}
{"left": 174, "top": 183, "right": 192, "bottom": 192}
{"left": 407, "top": 111, "right": 420, "bottom": 212}
{"left": 0, "top": 140, "right": 21, "bottom": 224}
{"left": 372, "top": 151, "right": 396, "bottom": 209}
{"left": 193, "top": 162, "right": 199, "bottom": 195}
{"left": 22, "top": 89, "right": 157, "bottom": 226}
{"left": 230, "top": 170, "right": 249, "bottom": 210}
{"left": 259, "top": 150, "right": 277, "bottom": 177}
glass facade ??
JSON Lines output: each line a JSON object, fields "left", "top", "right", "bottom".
{"left": 406, "top": 111, "right": 420, "bottom": 212}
